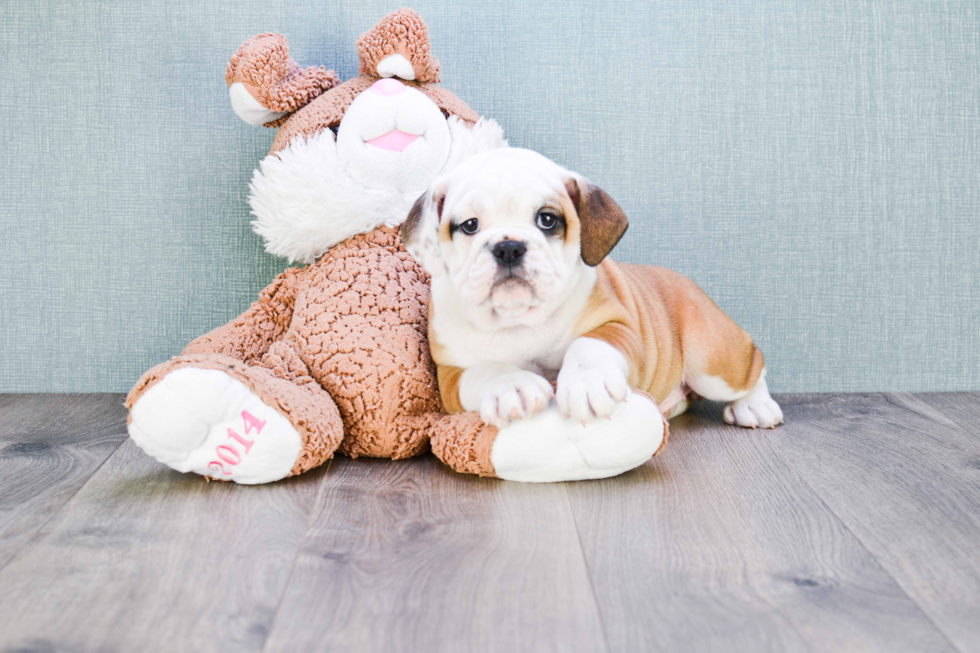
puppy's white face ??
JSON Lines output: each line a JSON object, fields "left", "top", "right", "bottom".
{"left": 403, "top": 148, "right": 628, "bottom": 326}
{"left": 440, "top": 150, "right": 580, "bottom": 318}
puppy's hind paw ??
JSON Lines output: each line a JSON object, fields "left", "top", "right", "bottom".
{"left": 723, "top": 382, "right": 783, "bottom": 429}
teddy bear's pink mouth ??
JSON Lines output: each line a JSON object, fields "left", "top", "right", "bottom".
{"left": 365, "top": 130, "right": 420, "bottom": 152}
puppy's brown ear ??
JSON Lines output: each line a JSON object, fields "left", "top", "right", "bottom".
{"left": 400, "top": 187, "right": 447, "bottom": 277}
{"left": 566, "top": 178, "right": 629, "bottom": 266}
{"left": 401, "top": 192, "right": 427, "bottom": 245}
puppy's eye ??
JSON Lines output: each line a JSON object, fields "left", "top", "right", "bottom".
{"left": 536, "top": 211, "right": 562, "bottom": 232}
{"left": 459, "top": 218, "right": 480, "bottom": 235}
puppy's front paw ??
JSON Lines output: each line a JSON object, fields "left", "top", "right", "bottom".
{"left": 556, "top": 363, "right": 630, "bottom": 422}
{"left": 480, "top": 371, "right": 554, "bottom": 427}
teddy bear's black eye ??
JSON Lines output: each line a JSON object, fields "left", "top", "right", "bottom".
{"left": 459, "top": 218, "right": 480, "bottom": 235}
{"left": 536, "top": 211, "right": 562, "bottom": 232}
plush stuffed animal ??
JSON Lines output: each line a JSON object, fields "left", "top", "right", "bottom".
{"left": 126, "top": 9, "right": 666, "bottom": 484}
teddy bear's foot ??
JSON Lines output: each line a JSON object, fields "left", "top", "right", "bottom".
{"left": 128, "top": 367, "right": 303, "bottom": 484}
{"left": 431, "top": 391, "right": 666, "bottom": 482}
{"left": 490, "top": 391, "right": 666, "bottom": 482}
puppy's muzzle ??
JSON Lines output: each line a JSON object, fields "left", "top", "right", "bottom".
{"left": 492, "top": 240, "right": 527, "bottom": 268}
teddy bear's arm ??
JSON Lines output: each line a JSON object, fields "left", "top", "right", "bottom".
{"left": 181, "top": 267, "right": 302, "bottom": 363}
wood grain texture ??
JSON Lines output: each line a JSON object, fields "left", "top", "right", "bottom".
{"left": 0, "top": 438, "right": 327, "bottom": 653}
{"left": 907, "top": 392, "right": 980, "bottom": 438}
{"left": 0, "top": 394, "right": 128, "bottom": 570}
{"left": 566, "top": 401, "right": 956, "bottom": 653}
{"left": 768, "top": 393, "right": 980, "bottom": 652}
{"left": 262, "top": 456, "right": 608, "bottom": 653}
{"left": 1, "top": 394, "right": 979, "bottom": 652}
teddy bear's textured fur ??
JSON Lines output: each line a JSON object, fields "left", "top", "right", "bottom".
{"left": 356, "top": 9, "right": 441, "bottom": 82}
{"left": 266, "top": 76, "right": 479, "bottom": 155}
{"left": 225, "top": 33, "right": 340, "bottom": 122}
{"left": 127, "top": 11, "right": 503, "bottom": 480}
{"left": 128, "top": 226, "right": 500, "bottom": 477}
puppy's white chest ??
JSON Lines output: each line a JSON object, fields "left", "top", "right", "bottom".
{"left": 430, "top": 282, "right": 579, "bottom": 375}
{"left": 435, "top": 318, "right": 573, "bottom": 377}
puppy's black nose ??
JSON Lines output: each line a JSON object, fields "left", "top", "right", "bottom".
{"left": 492, "top": 240, "right": 527, "bottom": 267}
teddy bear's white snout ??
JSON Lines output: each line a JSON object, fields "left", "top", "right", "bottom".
{"left": 336, "top": 85, "right": 451, "bottom": 193}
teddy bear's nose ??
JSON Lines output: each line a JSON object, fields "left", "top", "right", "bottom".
{"left": 370, "top": 78, "right": 407, "bottom": 97}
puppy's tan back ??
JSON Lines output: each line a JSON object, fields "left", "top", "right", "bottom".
{"left": 576, "top": 261, "right": 764, "bottom": 404}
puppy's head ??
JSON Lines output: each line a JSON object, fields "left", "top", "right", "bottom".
{"left": 402, "top": 148, "right": 628, "bottom": 319}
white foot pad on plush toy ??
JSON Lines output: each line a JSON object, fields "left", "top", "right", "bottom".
{"left": 128, "top": 368, "right": 301, "bottom": 484}
{"left": 490, "top": 392, "right": 664, "bottom": 483}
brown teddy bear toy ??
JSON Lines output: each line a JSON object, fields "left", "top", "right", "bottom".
{"left": 126, "top": 9, "right": 666, "bottom": 484}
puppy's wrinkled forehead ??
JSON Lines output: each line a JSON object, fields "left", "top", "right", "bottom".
{"left": 444, "top": 149, "right": 567, "bottom": 219}
{"left": 401, "top": 147, "right": 629, "bottom": 276}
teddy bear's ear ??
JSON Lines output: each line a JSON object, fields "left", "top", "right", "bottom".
{"left": 226, "top": 33, "right": 340, "bottom": 124}
{"left": 357, "top": 9, "right": 441, "bottom": 83}
{"left": 401, "top": 184, "right": 448, "bottom": 277}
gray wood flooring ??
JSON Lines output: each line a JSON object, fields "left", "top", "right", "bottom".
{"left": 0, "top": 392, "right": 977, "bottom": 652}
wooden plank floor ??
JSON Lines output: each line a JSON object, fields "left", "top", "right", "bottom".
{"left": 0, "top": 393, "right": 977, "bottom": 652}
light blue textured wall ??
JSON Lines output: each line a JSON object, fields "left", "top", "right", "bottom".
{"left": 1, "top": 0, "right": 978, "bottom": 393}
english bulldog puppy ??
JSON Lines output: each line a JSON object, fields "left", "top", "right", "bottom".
{"left": 402, "top": 148, "right": 783, "bottom": 430}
